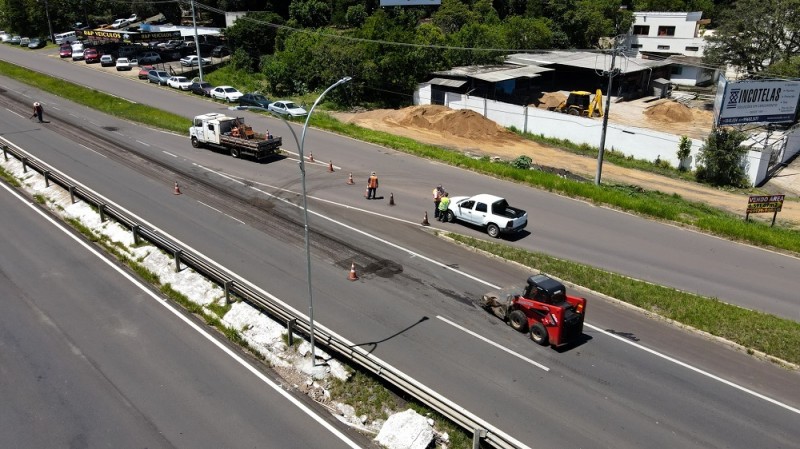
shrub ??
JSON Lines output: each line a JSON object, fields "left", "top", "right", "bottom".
{"left": 677, "top": 135, "right": 692, "bottom": 171}
{"left": 511, "top": 155, "right": 533, "bottom": 169}
{"left": 695, "top": 128, "right": 749, "bottom": 187}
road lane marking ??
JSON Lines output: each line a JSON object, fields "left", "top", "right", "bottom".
{"left": 162, "top": 150, "right": 177, "bottom": 157}
{"left": 584, "top": 322, "right": 800, "bottom": 415}
{"left": 437, "top": 315, "right": 549, "bottom": 371}
{"left": 0, "top": 172, "right": 365, "bottom": 449}
{"left": 198, "top": 200, "right": 245, "bottom": 224}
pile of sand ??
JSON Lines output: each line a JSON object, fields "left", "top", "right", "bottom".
{"left": 533, "top": 92, "right": 567, "bottom": 110}
{"left": 644, "top": 101, "right": 694, "bottom": 123}
{"left": 390, "top": 106, "right": 521, "bottom": 141}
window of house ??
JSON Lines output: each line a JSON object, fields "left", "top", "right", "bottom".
{"left": 671, "top": 66, "right": 683, "bottom": 75}
{"left": 657, "top": 26, "right": 675, "bottom": 36}
{"left": 686, "top": 46, "right": 699, "bottom": 51}
{"left": 631, "top": 44, "right": 643, "bottom": 48}
{"left": 658, "top": 45, "right": 670, "bottom": 50}
{"left": 633, "top": 25, "right": 650, "bottom": 35}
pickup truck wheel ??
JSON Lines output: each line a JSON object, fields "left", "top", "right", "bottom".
{"left": 487, "top": 223, "right": 500, "bottom": 238}
{"left": 508, "top": 310, "right": 528, "bottom": 332}
{"left": 230, "top": 148, "right": 241, "bottom": 158}
{"left": 190, "top": 136, "right": 201, "bottom": 148}
{"left": 445, "top": 210, "right": 455, "bottom": 223}
{"left": 530, "top": 322, "right": 549, "bottom": 346}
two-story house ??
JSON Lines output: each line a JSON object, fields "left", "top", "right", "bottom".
{"left": 625, "top": 11, "right": 716, "bottom": 87}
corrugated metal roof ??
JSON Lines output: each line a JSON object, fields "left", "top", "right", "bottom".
{"left": 507, "top": 52, "right": 671, "bottom": 74}
{"left": 470, "top": 65, "right": 552, "bottom": 82}
{"left": 427, "top": 77, "right": 467, "bottom": 88}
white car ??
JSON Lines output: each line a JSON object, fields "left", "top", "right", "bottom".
{"left": 111, "top": 18, "right": 130, "bottom": 29}
{"left": 210, "top": 86, "right": 243, "bottom": 102}
{"left": 167, "top": 76, "right": 193, "bottom": 90}
{"left": 71, "top": 47, "right": 85, "bottom": 61}
{"left": 268, "top": 100, "right": 308, "bottom": 117}
{"left": 115, "top": 57, "right": 136, "bottom": 71}
{"left": 180, "top": 55, "right": 211, "bottom": 66}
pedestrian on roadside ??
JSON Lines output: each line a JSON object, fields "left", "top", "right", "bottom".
{"left": 432, "top": 184, "right": 443, "bottom": 218}
{"left": 30, "top": 102, "right": 44, "bottom": 123}
{"left": 367, "top": 172, "right": 379, "bottom": 199}
{"left": 438, "top": 192, "right": 450, "bottom": 221}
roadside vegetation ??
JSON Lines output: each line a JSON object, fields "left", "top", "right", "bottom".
{"left": 450, "top": 234, "right": 800, "bottom": 366}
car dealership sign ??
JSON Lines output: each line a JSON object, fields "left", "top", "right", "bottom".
{"left": 714, "top": 77, "right": 800, "bottom": 126}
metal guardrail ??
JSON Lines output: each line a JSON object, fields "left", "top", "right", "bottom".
{"left": 1, "top": 143, "right": 527, "bottom": 449}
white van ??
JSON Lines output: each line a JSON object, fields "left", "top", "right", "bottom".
{"left": 54, "top": 31, "right": 77, "bottom": 45}
{"left": 71, "top": 41, "right": 84, "bottom": 52}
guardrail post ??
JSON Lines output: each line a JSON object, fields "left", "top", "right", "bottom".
{"left": 69, "top": 186, "right": 76, "bottom": 204}
{"left": 472, "top": 428, "right": 487, "bottom": 449}
{"left": 99, "top": 204, "right": 106, "bottom": 222}
{"left": 224, "top": 280, "right": 232, "bottom": 303}
{"left": 44, "top": 171, "right": 50, "bottom": 187}
{"left": 131, "top": 225, "right": 140, "bottom": 245}
{"left": 287, "top": 318, "right": 297, "bottom": 346}
{"left": 2, "top": 145, "right": 7, "bottom": 161}
{"left": 22, "top": 157, "right": 28, "bottom": 173}
{"left": 174, "top": 250, "right": 182, "bottom": 273}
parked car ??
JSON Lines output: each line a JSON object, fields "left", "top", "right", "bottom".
{"left": 443, "top": 194, "right": 528, "bottom": 238}
{"left": 210, "top": 86, "right": 243, "bottom": 102}
{"left": 59, "top": 45, "right": 72, "bottom": 58}
{"left": 8, "top": 35, "right": 21, "bottom": 45}
{"left": 111, "top": 18, "right": 130, "bottom": 29}
{"left": 180, "top": 55, "right": 211, "bottom": 66}
{"left": 138, "top": 51, "right": 161, "bottom": 64}
{"left": 100, "top": 54, "right": 114, "bottom": 67}
{"left": 115, "top": 57, "right": 136, "bottom": 71}
{"left": 19, "top": 37, "right": 30, "bottom": 46}
{"left": 238, "top": 93, "right": 271, "bottom": 109}
{"left": 164, "top": 40, "right": 185, "bottom": 50}
{"left": 137, "top": 65, "right": 154, "bottom": 79}
{"left": 27, "top": 38, "right": 45, "bottom": 49}
{"left": 211, "top": 45, "right": 230, "bottom": 57}
{"left": 84, "top": 48, "right": 100, "bottom": 63}
{"left": 188, "top": 81, "right": 213, "bottom": 97}
{"left": 166, "top": 76, "right": 192, "bottom": 90}
{"left": 268, "top": 100, "right": 308, "bottom": 117}
{"left": 71, "top": 47, "right": 85, "bottom": 61}
{"left": 147, "top": 70, "right": 170, "bottom": 85}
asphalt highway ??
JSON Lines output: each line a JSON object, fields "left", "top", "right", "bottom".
{"left": 0, "top": 182, "right": 370, "bottom": 448}
{"left": 0, "top": 75, "right": 798, "bottom": 448}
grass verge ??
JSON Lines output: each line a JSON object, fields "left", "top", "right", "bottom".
{"left": 449, "top": 233, "right": 800, "bottom": 366}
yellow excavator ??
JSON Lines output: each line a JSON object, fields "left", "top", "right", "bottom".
{"left": 553, "top": 89, "right": 604, "bottom": 118}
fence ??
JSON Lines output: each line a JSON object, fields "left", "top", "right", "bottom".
{"left": 0, "top": 142, "right": 528, "bottom": 449}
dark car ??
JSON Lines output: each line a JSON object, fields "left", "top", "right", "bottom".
{"left": 27, "top": 38, "right": 46, "bottom": 49}
{"left": 211, "top": 45, "right": 230, "bottom": 58}
{"left": 238, "top": 93, "right": 271, "bottom": 109}
{"left": 189, "top": 81, "right": 213, "bottom": 97}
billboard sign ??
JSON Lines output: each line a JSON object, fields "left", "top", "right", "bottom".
{"left": 381, "top": 0, "right": 441, "bottom": 5}
{"left": 715, "top": 78, "right": 800, "bottom": 126}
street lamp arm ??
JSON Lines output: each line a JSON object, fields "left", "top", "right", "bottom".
{"left": 299, "top": 76, "right": 352, "bottom": 158}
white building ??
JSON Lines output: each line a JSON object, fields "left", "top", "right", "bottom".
{"left": 625, "top": 11, "right": 715, "bottom": 87}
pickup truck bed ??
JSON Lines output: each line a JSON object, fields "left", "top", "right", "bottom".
{"left": 218, "top": 134, "right": 282, "bottom": 159}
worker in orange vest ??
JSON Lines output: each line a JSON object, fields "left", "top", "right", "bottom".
{"left": 366, "top": 172, "right": 379, "bottom": 199}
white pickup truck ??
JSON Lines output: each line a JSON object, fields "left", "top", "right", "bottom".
{"left": 444, "top": 194, "right": 528, "bottom": 238}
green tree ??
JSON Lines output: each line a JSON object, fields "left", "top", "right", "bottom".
{"left": 432, "top": 0, "right": 476, "bottom": 33}
{"left": 502, "top": 15, "right": 554, "bottom": 50}
{"left": 695, "top": 128, "right": 749, "bottom": 187}
{"left": 223, "top": 12, "right": 284, "bottom": 70}
{"left": 677, "top": 135, "right": 692, "bottom": 171}
{"left": 704, "top": 0, "right": 800, "bottom": 75}
{"left": 345, "top": 4, "right": 368, "bottom": 28}
{"left": 289, "top": 0, "right": 332, "bottom": 28}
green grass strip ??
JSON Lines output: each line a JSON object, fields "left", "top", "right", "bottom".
{"left": 449, "top": 233, "right": 800, "bottom": 365}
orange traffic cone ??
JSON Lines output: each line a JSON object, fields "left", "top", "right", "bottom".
{"left": 308, "top": 152, "right": 315, "bottom": 162}
{"left": 422, "top": 211, "right": 430, "bottom": 226}
{"left": 328, "top": 161, "right": 334, "bottom": 172}
{"left": 389, "top": 193, "right": 395, "bottom": 206}
{"left": 173, "top": 181, "right": 182, "bottom": 195}
{"left": 347, "top": 173, "right": 354, "bottom": 185}
{"left": 348, "top": 262, "right": 359, "bottom": 281}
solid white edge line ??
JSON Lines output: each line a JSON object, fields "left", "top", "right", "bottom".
{"left": 0, "top": 180, "right": 364, "bottom": 448}
{"left": 584, "top": 323, "right": 800, "bottom": 415}
{"left": 436, "top": 316, "right": 549, "bottom": 371}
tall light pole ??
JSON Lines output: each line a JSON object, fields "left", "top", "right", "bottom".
{"left": 190, "top": 0, "right": 204, "bottom": 81}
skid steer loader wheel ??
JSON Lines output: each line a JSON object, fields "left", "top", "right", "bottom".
{"left": 508, "top": 310, "right": 528, "bottom": 332}
{"left": 530, "top": 322, "right": 549, "bottom": 346}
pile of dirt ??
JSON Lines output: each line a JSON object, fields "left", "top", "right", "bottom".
{"left": 644, "top": 101, "right": 694, "bottom": 123}
{"left": 393, "top": 106, "right": 521, "bottom": 141}
{"left": 533, "top": 92, "right": 567, "bottom": 110}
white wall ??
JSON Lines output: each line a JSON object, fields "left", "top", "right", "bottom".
{"left": 413, "top": 88, "right": 799, "bottom": 186}
{"left": 629, "top": 11, "right": 706, "bottom": 57}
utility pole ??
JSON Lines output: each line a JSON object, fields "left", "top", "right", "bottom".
{"left": 594, "top": 35, "right": 622, "bottom": 186}
{"left": 42, "top": 0, "right": 54, "bottom": 44}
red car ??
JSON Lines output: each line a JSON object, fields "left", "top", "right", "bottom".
{"left": 84, "top": 48, "right": 100, "bottom": 64}
{"left": 59, "top": 45, "right": 72, "bottom": 58}
{"left": 138, "top": 65, "right": 154, "bottom": 80}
